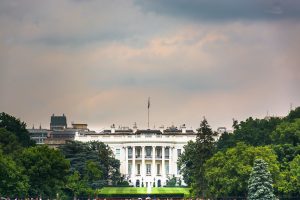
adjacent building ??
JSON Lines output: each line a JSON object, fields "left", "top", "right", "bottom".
{"left": 27, "top": 125, "right": 50, "bottom": 144}
{"left": 29, "top": 114, "right": 95, "bottom": 148}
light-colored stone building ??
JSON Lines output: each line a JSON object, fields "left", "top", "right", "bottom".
{"left": 75, "top": 124, "right": 197, "bottom": 187}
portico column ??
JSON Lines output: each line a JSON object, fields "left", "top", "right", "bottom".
{"left": 125, "top": 146, "right": 128, "bottom": 176}
{"left": 152, "top": 146, "right": 156, "bottom": 178}
{"left": 162, "top": 146, "right": 165, "bottom": 180}
{"left": 169, "top": 147, "right": 174, "bottom": 176}
{"left": 132, "top": 146, "right": 136, "bottom": 180}
{"left": 142, "top": 146, "right": 145, "bottom": 180}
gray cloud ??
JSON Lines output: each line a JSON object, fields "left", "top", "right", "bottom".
{"left": 135, "top": 0, "right": 300, "bottom": 21}
{"left": 0, "top": 0, "right": 299, "bottom": 130}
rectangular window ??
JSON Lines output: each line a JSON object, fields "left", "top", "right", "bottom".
{"left": 177, "top": 149, "right": 182, "bottom": 157}
{"left": 128, "top": 148, "right": 132, "bottom": 158}
{"left": 156, "top": 148, "right": 161, "bottom": 158}
{"left": 165, "top": 164, "right": 169, "bottom": 175}
{"left": 165, "top": 148, "right": 170, "bottom": 158}
{"left": 157, "top": 164, "right": 160, "bottom": 175}
{"left": 146, "top": 164, "right": 151, "bottom": 175}
{"left": 136, "top": 148, "right": 141, "bottom": 158}
{"left": 146, "top": 147, "right": 151, "bottom": 157}
{"left": 128, "top": 163, "right": 132, "bottom": 175}
{"left": 137, "top": 164, "right": 141, "bottom": 175}
{"left": 116, "top": 149, "right": 120, "bottom": 159}
{"left": 177, "top": 163, "right": 180, "bottom": 175}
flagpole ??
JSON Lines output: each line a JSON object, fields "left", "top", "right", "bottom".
{"left": 148, "top": 97, "right": 150, "bottom": 129}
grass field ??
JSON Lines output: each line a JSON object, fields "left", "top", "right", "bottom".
{"left": 151, "top": 187, "right": 190, "bottom": 196}
{"left": 99, "top": 187, "right": 147, "bottom": 194}
{"left": 98, "top": 187, "right": 191, "bottom": 197}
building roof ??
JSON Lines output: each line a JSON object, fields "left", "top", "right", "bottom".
{"left": 135, "top": 129, "right": 162, "bottom": 134}
{"left": 85, "top": 127, "right": 197, "bottom": 136}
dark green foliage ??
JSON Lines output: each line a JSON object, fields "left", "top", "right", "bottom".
{"left": 178, "top": 118, "right": 217, "bottom": 196}
{"left": 0, "top": 150, "right": 29, "bottom": 197}
{"left": 216, "top": 131, "right": 235, "bottom": 151}
{"left": 277, "top": 155, "right": 300, "bottom": 196}
{"left": 65, "top": 170, "right": 89, "bottom": 198}
{"left": 0, "top": 112, "right": 35, "bottom": 147}
{"left": 59, "top": 141, "right": 121, "bottom": 188}
{"left": 178, "top": 141, "right": 197, "bottom": 185}
{"left": 217, "top": 107, "right": 300, "bottom": 152}
{"left": 272, "top": 144, "right": 300, "bottom": 170}
{"left": 18, "top": 145, "right": 70, "bottom": 198}
{"left": 234, "top": 117, "right": 282, "bottom": 146}
{"left": 117, "top": 176, "right": 130, "bottom": 186}
{"left": 165, "top": 175, "right": 178, "bottom": 187}
{"left": 248, "top": 159, "right": 275, "bottom": 200}
{"left": 286, "top": 107, "right": 300, "bottom": 122}
{"left": 271, "top": 119, "right": 300, "bottom": 146}
{"left": 205, "top": 143, "right": 279, "bottom": 198}
{"left": 0, "top": 128, "right": 23, "bottom": 155}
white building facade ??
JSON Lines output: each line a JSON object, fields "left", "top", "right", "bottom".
{"left": 75, "top": 125, "right": 197, "bottom": 187}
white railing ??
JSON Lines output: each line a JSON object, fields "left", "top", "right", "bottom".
{"left": 75, "top": 134, "right": 196, "bottom": 144}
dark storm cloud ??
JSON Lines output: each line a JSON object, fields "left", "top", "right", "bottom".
{"left": 135, "top": 0, "right": 300, "bottom": 21}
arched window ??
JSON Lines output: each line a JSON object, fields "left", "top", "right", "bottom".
{"left": 157, "top": 179, "right": 161, "bottom": 187}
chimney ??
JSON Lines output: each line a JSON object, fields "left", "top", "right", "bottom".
{"left": 133, "top": 122, "right": 138, "bottom": 133}
{"left": 111, "top": 124, "right": 115, "bottom": 134}
{"left": 159, "top": 125, "right": 164, "bottom": 133}
{"left": 181, "top": 124, "right": 186, "bottom": 133}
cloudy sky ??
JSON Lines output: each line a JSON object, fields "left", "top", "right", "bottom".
{"left": 1, "top": 0, "right": 299, "bottom": 131}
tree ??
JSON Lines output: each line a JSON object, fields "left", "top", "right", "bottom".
{"left": 278, "top": 155, "right": 300, "bottom": 196}
{"left": 286, "top": 107, "right": 300, "bottom": 122}
{"left": 84, "top": 160, "right": 103, "bottom": 189}
{"left": 177, "top": 141, "right": 197, "bottom": 185}
{"left": 288, "top": 155, "right": 300, "bottom": 195}
{"left": 272, "top": 144, "right": 300, "bottom": 170}
{"left": 233, "top": 117, "right": 282, "bottom": 147}
{"left": 178, "top": 118, "right": 217, "bottom": 196}
{"left": 59, "top": 141, "right": 121, "bottom": 188}
{"left": 0, "top": 112, "right": 35, "bottom": 147}
{"left": 271, "top": 119, "right": 300, "bottom": 146}
{"left": 204, "top": 143, "right": 280, "bottom": 198}
{"left": 18, "top": 145, "right": 70, "bottom": 198}
{"left": 216, "top": 131, "right": 235, "bottom": 151}
{"left": 0, "top": 150, "right": 29, "bottom": 197}
{"left": 0, "top": 128, "right": 23, "bottom": 155}
{"left": 165, "top": 175, "right": 178, "bottom": 187}
{"left": 65, "top": 171, "right": 89, "bottom": 200}
{"left": 248, "top": 159, "right": 275, "bottom": 200}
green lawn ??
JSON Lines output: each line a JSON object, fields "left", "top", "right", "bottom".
{"left": 151, "top": 187, "right": 191, "bottom": 196}
{"left": 98, "top": 187, "right": 191, "bottom": 197}
{"left": 99, "top": 187, "right": 147, "bottom": 194}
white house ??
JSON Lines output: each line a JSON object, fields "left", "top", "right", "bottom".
{"left": 75, "top": 124, "right": 197, "bottom": 187}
